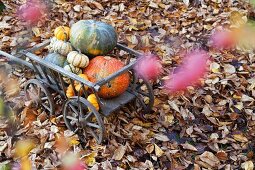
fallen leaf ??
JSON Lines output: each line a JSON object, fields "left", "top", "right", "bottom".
{"left": 216, "top": 150, "right": 228, "bottom": 161}
{"left": 0, "top": 21, "right": 11, "bottom": 29}
{"left": 241, "top": 161, "right": 254, "bottom": 170}
{"left": 154, "top": 144, "right": 164, "bottom": 157}
{"left": 112, "top": 145, "right": 126, "bottom": 160}
{"left": 145, "top": 144, "right": 154, "bottom": 154}
{"left": 224, "top": 64, "right": 236, "bottom": 74}
{"left": 233, "top": 134, "right": 248, "bottom": 142}
{"left": 15, "top": 139, "right": 36, "bottom": 157}
{"left": 181, "top": 142, "right": 198, "bottom": 151}
{"left": 32, "top": 27, "right": 40, "bottom": 37}
{"left": 91, "top": 1, "right": 104, "bottom": 10}
{"left": 0, "top": 143, "right": 7, "bottom": 152}
{"left": 84, "top": 152, "right": 97, "bottom": 167}
{"left": 199, "top": 151, "right": 220, "bottom": 167}
{"left": 154, "top": 133, "right": 170, "bottom": 142}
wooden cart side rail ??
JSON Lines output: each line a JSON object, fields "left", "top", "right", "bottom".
{"left": 95, "top": 60, "right": 136, "bottom": 87}
{"left": 95, "top": 43, "right": 143, "bottom": 87}
{"left": 23, "top": 51, "right": 97, "bottom": 89}
{"left": 116, "top": 43, "right": 143, "bottom": 57}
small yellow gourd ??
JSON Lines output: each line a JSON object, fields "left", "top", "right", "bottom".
{"left": 87, "top": 94, "right": 99, "bottom": 111}
{"left": 66, "top": 85, "right": 75, "bottom": 98}
{"left": 67, "top": 51, "right": 89, "bottom": 68}
{"left": 54, "top": 26, "right": 70, "bottom": 41}
{"left": 74, "top": 74, "right": 89, "bottom": 92}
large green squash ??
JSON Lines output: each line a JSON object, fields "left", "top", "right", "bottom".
{"left": 44, "top": 53, "right": 66, "bottom": 67}
{"left": 70, "top": 20, "right": 117, "bottom": 56}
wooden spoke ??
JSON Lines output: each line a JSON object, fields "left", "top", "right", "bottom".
{"left": 41, "top": 103, "right": 51, "bottom": 111}
{"left": 84, "top": 112, "right": 93, "bottom": 121}
{"left": 88, "top": 128, "right": 99, "bottom": 143}
{"left": 66, "top": 116, "right": 78, "bottom": 121}
{"left": 41, "top": 97, "right": 48, "bottom": 101}
{"left": 69, "top": 104, "right": 79, "bottom": 116}
{"left": 136, "top": 82, "right": 145, "bottom": 89}
{"left": 137, "top": 90, "right": 150, "bottom": 97}
{"left": 63, "top": 97, "right": 104, "bottom": 144}
{"left": 24, "top": 79, "right": 54, "bottom": 115}
{"left": 137, "top": 97, "right": 147, "bottom": 109}
{"left": 87, "top": 122, "right": 100, "bottom": 129}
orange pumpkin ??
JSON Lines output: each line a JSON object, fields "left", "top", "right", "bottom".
{"left": 84, "top": 56, "right": 130, "bottom": 99}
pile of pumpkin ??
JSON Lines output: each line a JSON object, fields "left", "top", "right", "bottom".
{"left": 45, "top": 20, "right": 130, "bottom": 111}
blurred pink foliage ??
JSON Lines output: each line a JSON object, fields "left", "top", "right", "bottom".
{"left": 64, "top": 161, "right": 88, "bottom": 170}
{"left": 17, "top": 0, "right": 48, "bottom": 25}
{"left": 134, "top": 54, "right": 162, "bottom": 81}
{"left": 210, "top": 29, "right": 236, "bottom": 49}
{"left": 164, "top": 49, "right": 210, "bottom": 93}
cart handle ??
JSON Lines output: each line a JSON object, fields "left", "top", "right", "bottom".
{"left": 0, "top": 50, "right": 33, "bottom": 68}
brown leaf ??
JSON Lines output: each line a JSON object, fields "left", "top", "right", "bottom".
{"left": 112, "top": 145, "right": 126, "bottom": 160}
{"left": 154, "top": 133, "right": 169, "bottom": 142}
{"left": 145, "top": 144, "right": 154, "bottom": 154}
{"left": 91, "top": 1, "right": 104, "bottom": 10}
{"left": 241, "top": 161, "right": 254, "bottom": 170}
{"left": 181, "top": 142, "right": 198, "bottom": 151}
{"left": 233, "top": 134, "right": 248, "bottom": 143}
{"left": 154, "top": 144, "right": 164, "bottom": 157}
{"left": 216, "top": 151, "right": 228, "bottom": 161}
{"left": 199, "top": 151, "right": 220, "bottom": 167}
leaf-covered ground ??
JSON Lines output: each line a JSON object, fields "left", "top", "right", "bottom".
{"left": 0, "top": 0, "right": 255, "bottom": 169}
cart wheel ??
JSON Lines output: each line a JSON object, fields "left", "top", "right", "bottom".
{"left": 133, "top": 78, "right": 154, "bottom": 116}
{"left": 24, "top": 79, "right": 54, "bottom": 115}
{"left": 63, "top": 96, "right": 104, "bottom": 144}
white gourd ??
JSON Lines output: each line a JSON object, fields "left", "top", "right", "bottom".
{"left": 48, "top": 37, "right": 58, "bottom": 52}
{"left": 67, "top": 51, "right": 89, "bottom": 68}
{"left": 52, "top": 40, "right": 73, "bottom": 56}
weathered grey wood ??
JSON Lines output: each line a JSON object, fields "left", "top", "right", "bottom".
{"left": 0, "top": 50, "right": 33, "bottom": 68}
{"left": 24, "top": 52, "right": 96, "bottom": 88}
{"left": 116, "top": 43, "right": 143, "bottom": 57}
{"left": 100, "top": 91, "right": 136, "bottom": 116}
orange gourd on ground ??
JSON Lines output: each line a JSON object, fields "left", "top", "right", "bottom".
{"left": 83, "top": 56, "right": 130, "bottom": 99}
{"left": 87, "top": 94, "right": 99, "bottom": 111}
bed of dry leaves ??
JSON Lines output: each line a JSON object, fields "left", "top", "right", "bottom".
{"left": 0, "top": 0, "right": 255, "bottom": 169}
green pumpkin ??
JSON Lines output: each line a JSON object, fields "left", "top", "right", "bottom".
{"left": 44, "top": 53, "right": 66, "bottom": 67}
{"left": 70, "top": 20, "right": 117, "bottom": 56}
{"left": 63, "top": 60, "right": 69, "bottom": 67}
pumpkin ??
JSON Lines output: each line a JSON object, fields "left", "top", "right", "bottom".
{"left": 66, "top": 84, "right": 75, "bottom": 98}
{"left": 63, "top": 60, "right": 69, "bottom": 67}
{"left": 74, "top": 74, "right": 89, "bottom": 92}
{"left": 67, "top": 51, "right": 89, "bottom": 68}
{"left": 52, "top": 40, "right": 73, "bottom": 56}
{"left": 70, "top": 20, "right": 117, "bottom": 56}
{"left": 63, "top": 64, "right": 82, "bottom": 83}
{"left": 54, "top": 26, "right": 70, "bottom": 41}
{"left": 44, "top": 53, "right": 66, "bottom": 67}
{"left": 87, "top": 94, "right": 99, "bottom": 111}
{"left": 84, "top": 56, "right": 130, "bottom": 99}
